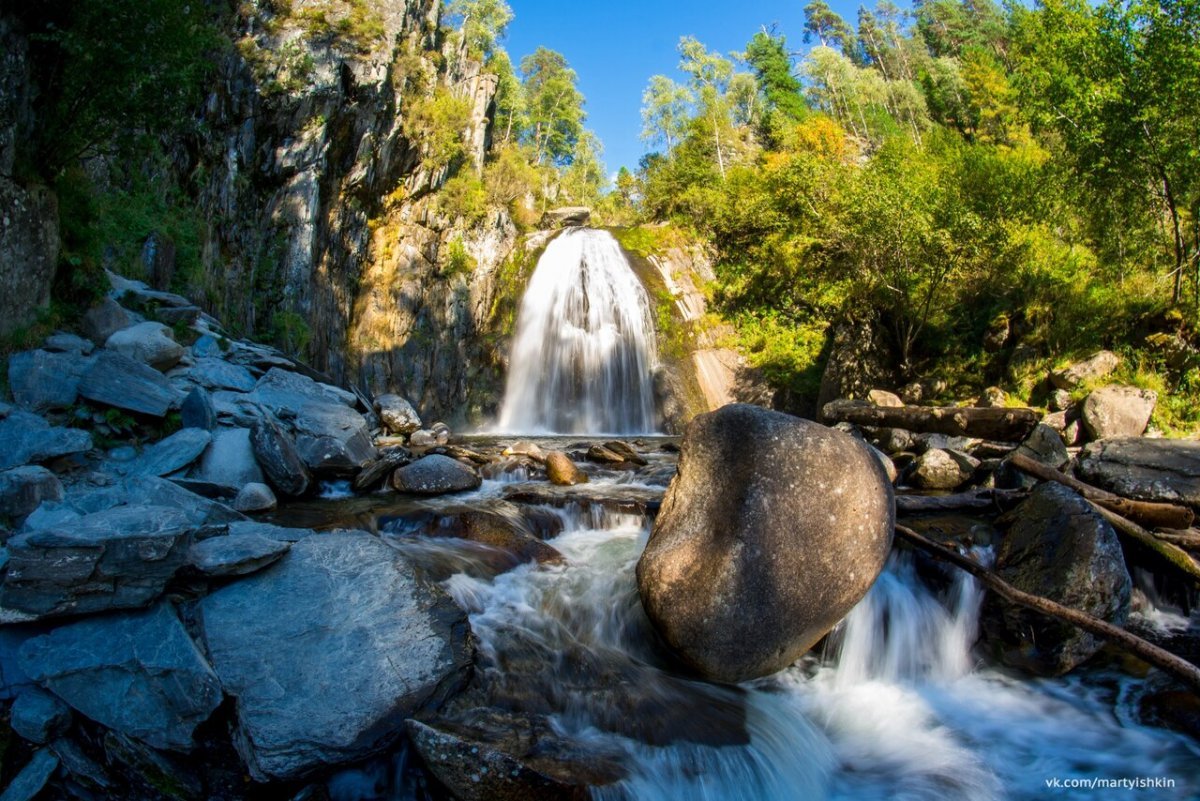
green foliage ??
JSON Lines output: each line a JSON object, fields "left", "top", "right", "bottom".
{"left": 439, "top": 173, "right": 489, "bottom": 223}
{"left": 520, "top": 47, "right": 586, "bottom": 166}
{"left": 269, "top": 310, "right": 312, "bottom": 359}
{"left": 404, "top": 87, "right": 473, "bottom": 172}
{"left": 442, "top": 238, "right": 477, "bottom": 277}
{"left": 744, "top": 31, "right": 808, "bottom": 140}
{"left": 298, "top": 0, "right": 386, "bottom": 51}
{"left": 446, "top": 0, "right": 513, "bottom": 60}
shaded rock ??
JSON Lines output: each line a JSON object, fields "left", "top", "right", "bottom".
{"left": 375, "top": 394, "right": 422, "bottom": 435}
{"left": 198, "top": 532, "right": 472, "bottom": 781}
{"left": 0, "top": 467, "right": 63, "bottom": 521}
{"left": 586, "top": 444, "right": 627, "bottom": 465}
{"left": 81, "top": 298, "right": 134, "bottom": 346}
{"left": 43, "top": 333, "right": 93, "bottom": 356}
{"left": 637, "top": 404, "right": 894, "bottom": 682}
{"left": 50, "top": 734, "right": 115, "bottom": 795}
{"left": 540, "top": 207, "right": 591, "bottom": 228}
{"left": 911, "top": 448, "right": 977, "bottom": 490}
{"left": 188, "top": 533, "right": 289, "bottom": 577}
{"left": 0, "top": 179, "right": 58, "bottom": 338}
{"left": 0, "top": 749, "right": 59, "bottom": 801}
{"left": 392, "top": 454, "right": 481, "bottom": 495}
{"left": 1063, "top": 419, "right": 1083, "bottom": 446}
{"left": 1076, "top": 437, "right": 1200, "bottom": 509}
{"left": 7, "top": 349, "right": 91, "bottom": 411}
{"left": 1081, "top": 386, "right": 1157, "bottom": 440}
{"left": 979, "top": 386, "right": 1007, "bottom": 408}
{"left": 102, "top": 730, "right": 204, "bottom": 801}
{"left": 426, "top": 511, "right": 564, "bottom": 567}
{"left": 179, "top": 387, "right": 216, "bottom": 431}
{"left": 898, "top": 382, "right": 924, "bottom": 404}
{"left": 407, "top": 713, "right": 624, "bottom": 801}
{"left": 10, "top": 687, "right": 71, "bottom": 744}
{"left": 984, "top": 483, "right": 1130, "bottom": 675}
{"left": 997, "top": 424, "right": 1069, "bottom": 489}
{"left": 19, "top": 604, "right": 222, "bottom": 751}
{"left": 250, "top": 416, "right": 312, "bottom": 497}
{"left": 816, "top": 313, "right": 896, "bottom": 417}
{"left": 104, "top": 321, "right": 184, "bottom": 371}
{"left": 1050, "top": 350, "right": 1120, "bottom": 391}
{"left": 0, "top": 411, "right": 92, "bottom": 470}
{"left": 409, "top": 429, "right": 437, "bottom": 448}
{"left": 871, "top": 445, "right": 898, "bottom": 484}
{"left": 227, "top": 520, "right": 315, "bottom": 543}
{"left": 249, "top": 370, "right": 375, "bottom": 475}
{"left": 191, "top": 335, "right": 222, "bottom": 358}
{"left": 185, "top": 358, "right": 256, "bottom": 392}
{"left": 602, "top": 441, "right": 647, "bottom": 465}
{"left": 353, "top": 447, "right": 410, "bottom": 492}
{"left": 194, "top": 427, "right": 264, "bottom": 491}
{"left": 79, "top": 351, "right": 182, "bottom": 417}
{"left": 878, "top": 427, "right": 915, "bottom": 454}
{"left": 1041, "top": 410, "right": 1070, "bottom": 434}
{"left": 868, "top": 389, "right": 904, "bottom": 407}
{"left": 142, "top": 232, "right": 176, "bottom": 291}
{"left": 1049, "top": 389, "right": 1073, "bottom": 412}
{"left": 126, "top": 428, "right": 211, "bottom": 477}
{"left": 545, "top": 452, "right": 587, "bottom": 486}
{"left": 251, "top": 367, "right": 358, "bottom": 409}
{"left": 2, "top": 505, "right": 194, "bottom": 618}
{"left": 233, "top": 482, "right": 277, "bottom": 513}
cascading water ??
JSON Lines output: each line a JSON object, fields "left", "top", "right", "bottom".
{"left": 496, "top": 228, "right": 659, "bottom": 435}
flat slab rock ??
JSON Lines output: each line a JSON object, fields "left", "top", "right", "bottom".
{"left": 78, "top": 351, "right": 182, "bottom": 417}
{"left": 197, "top": 532, "right": 472, "bottom": 781}
{"left": 0, "top": 410, "right": 92, "bottom": 471}
{"left": 1076, "top": 437, "right": 1200, "bottom": 509}
{"left": 18, "top": 603, "right": 222, "bottom": 751}
{"left": 188, "top": 533, "right": 290, "bottom": 577}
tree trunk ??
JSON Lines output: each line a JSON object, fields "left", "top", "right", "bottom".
{"left": 822, "top": 403, "right": 1040, "bottom": 440}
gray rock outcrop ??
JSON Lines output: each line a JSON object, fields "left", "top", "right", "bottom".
{"left": 0, "top": 467, "right": 63, "bottom": 521}
{"left": 124, "top": 428, "right": 212, "bottom": 477}
{"left": 637, "top": 404, "right": 894, "bottom": 682}
{"left": 1050, "top": 350, "right": 1120, "bottom": 390}
{"left": 0, "top": 178, "right": 58, "bottom": 338}
{"left": 187, "top": 533, "right": 289, "bottom": 577}
{"left": 7, "top": 349, "right": 91, "bottom": 411}
{"left": 1076, "top": 437, "right": 1200, "bottom": 509}
{"left": 18, "top": 604, "right": 222, "bottom": 751}
{"left": 1081, "top": 385, "right": 1157, "bottom": 440}
{"left": 391, "top": 454, "right": 481, "bottom": 495}
{"left": 104, "top": 321, "right": 184, "bottom": 371}
{"left": 79, "top": 351, "right": 182, "bottom": 417}
{"left": 198, "top": 532, "right": 472, "bottom": 781}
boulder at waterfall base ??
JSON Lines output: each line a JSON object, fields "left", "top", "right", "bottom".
{"left": 545, "top": 451, "right": 587, "bottom": 486}
{"left": 636, "top": 404, "right": 895, "bottom": 682}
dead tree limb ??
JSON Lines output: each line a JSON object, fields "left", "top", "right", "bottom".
{"left": 1008, "top": 453, "right": 1194, "bottom": 530}
{"left": 1089, "top": 502, "right": 1200, "bottom": 585}
{"left": 896, "top": 489, "right": 1027, "bottom": 515}
{"left": 823, "top": 403, "right": 1039, "bottom": 440}
{"left": 894, "top": 524, "right": 1200, "bottom": 692}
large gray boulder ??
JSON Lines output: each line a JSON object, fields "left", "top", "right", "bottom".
{"left": 910, "top": 448, "right": 977, "bottom": 490}
{"left": 2, "top": 506, "right": 194, "bottom": 618}
{"left": 250, "top": 416, "right": 312, "bottom": 497}
{"left": 1076, "top": 437, "right": 1200, "bottom": 509}
{"left": 249, "top": 369, "right": 374, "bottom": 474}
{"left": 0, "top": 410, "right": 92, "bottom": 470}
{"left": 198, "top": 532, "right": 472, "bottom": 781}
{"left": 1050, "top": 350, "right": 1120, "bottom": 391}
{"left": 192, "top": 427, "right": 264, "bottom": 491}
{"left": 637, "top": 404, "right": 894, "bottom": 682}
{"left": 18, "top": 604, "right": 222, "bottom": 751}
{"left": 0, "top": 467, "right": 63, "bottom": 521}
{"left": 124, "top": 428, "right": 212, "bottom": 477}
{"left": 81, "top": 298, "right": 134, "bottom": 346}
{"left": 7, "top": 349, "right": 92, "bottom": 411}
{"left": 392, "top": 454, "right": 481, "bottom": 495}
{"left": 983, "top": 483, "right": 1131, "bottom": 675}
{"left": 104, "top": 321, "right": 184, "bottom": 371}
{"left": 79, "top": 351, "right": 182, "bottom": 417}
{"left": 375, "top": 393, "right": 422, "bottom": 435}
{"left": 1081, "top": 385, "right": 1157, "bottom": 440}
{"left": 183, "top": 358, "right": 257, "bottom": 392}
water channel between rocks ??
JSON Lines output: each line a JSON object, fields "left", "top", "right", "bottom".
{"left": 269, "top": 435, "right": 1200, "bottom": 801}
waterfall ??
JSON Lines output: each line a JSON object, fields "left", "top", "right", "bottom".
{"left": 496, "top": 228, "right": 659, "bottom": 434}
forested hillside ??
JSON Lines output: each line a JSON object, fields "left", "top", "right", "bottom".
{"left": 625, "top": 0, "right": 1200, "bottom": 430}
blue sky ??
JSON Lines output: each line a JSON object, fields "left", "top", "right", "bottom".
{"left": 501, "top": 0, "right": 872, "bottom": 176}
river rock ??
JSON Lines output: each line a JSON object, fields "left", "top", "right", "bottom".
{"left": 0, "top": 467, "right": 63, "bottom": 521}
{"left": 10, "top": 687, "right": 71, "bottom": 744}
{"left": 878, "top": 427, "right": 915, "bottom": 454}
{"left": 392, "top": 454, "right": 481, "bottom": 495}
{"left": 179, "top": 387, "right": 216, "bottom": 431}
{"left": 233, "top": 482, "right": 277, "bottom": 513}
{"left": 375, "top": 394, "right": 422, "bottom": 435}
{"left": 586, "top": 444, "right": 627, "bottom": 465}
{"left": 1050, "top": 350, "right": 1120, "bottom": 390}
{"left": 18, "top": 604, "right": 222, "bottom": 751}
{"left": 0, "top": 411, "right": 92, "bottom": 472}
{"left": 409, "top": 429, "right": 438, "bottom": 448}
{"left": 193, "top": 427, "right": 264, "bottom": 491}
{"left": 1081, "top": 386, "right": 1156, "bottom": 440}
{"left": 979, "top": 386, "right": 1007, "bottom": 408}
{"left": 868, "top": 388, "right": 904, "bottom": 407}
{"left": 637, "top": 404, "right": 894, "bottom": 682}
{"left": 545, "top": 452, "right": 587, "bottom": 486}
{"left": 197, "top": 532, "right": 472, "bottom": 781}
{"left": 998, "top": 424, "right": 1069, "bottom": 489}
{"left": 79, "top": 351, "right": 182, "bottom": 417}
{"left": 427, "top": 511, "right": 564, "bottom": 568}
{"left": 984, "top": 483, "right": 1131, "bottom": 675}
{"left": 185, "top": 358, "right": 256, "bottom": 392}
{"left": 353, "top": 447, "right": 410, "bottom": 491}
{"left": 250, "top": 416, "right": 312, "bottom": 497}
{"left": 43, "top": 333, "right": 93, "bottom": 356}
{"left": 0, "top": 749, "right": 59, "bottom": 801}
{"left": 125, "top": 428, "right": 211, "bottom": 477}
{"left": 187, "top": 533, "right": 289, "bottom": 576}
{"left": 502, "top": 441, "right": 546, "bottom": 461}
{"left": 1, "top": 506, "right": 194, "bottom": 618}
{"left": 1076, "top": 437, "right": 1200, "bottom": 508}
{"left": 249, "top": 370, "right": 375, "bottom": 475}
{"left": 81, "top": 298, "right": 134, "bottom": 346}
{"left": 911, "top": 448, "right": 977, "bottom": 490}
{"left": 7, "top": 349, "right": 91, "bottom": 411}
{"left": 603, "top": 440, "right": 647, "bottom": 465}
{"left": 104, "top": 321, "right": 184, "bottom": 371}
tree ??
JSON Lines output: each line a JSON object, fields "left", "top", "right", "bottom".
{"left": 560, "top": 131, "right": 607, "bottom": 204}
{"left": 677, "top": 36, "right": 737, "bottom": 177}
{"left": 490, "top": 49, "right": 525, "bottom": 147}
{"left": 640, "top": 75, "right": 693, "bottom": 153}
{"left": 802, "top": 0, "right": 858, "bottom": 54}
{"left": 744, "top": 31, "right": 807, "bottom": 139}
{"left": 446, "top": 0, "right": 513, "bottom": 60}
{"left": 520, "top": 47, "right": 585, "bottom": 166}
{"left": 403, "top": 87, "right": 472, "bottom": 172}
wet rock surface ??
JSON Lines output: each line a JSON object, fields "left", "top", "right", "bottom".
{"left": 1076, "top": 437, "right": 1200, "bottom": 509}
{"left": 392, "top": 454, "right": 481, "bottom": 495}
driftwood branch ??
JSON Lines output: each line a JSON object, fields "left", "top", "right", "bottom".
{"left": 1089, "top": 502, "right": 1200, "bottom": 585}
{"left": 1154, "top": 529, "right": 1200, "bottom": 551}
{"left": 894, "top": 524, "right": 1200, "bottom": 692}
{"left": 823, "top": 403, "right": 1039, "bottom": 440}
{"left": 896, "top": 489, "right": 1027, "bottom": 515}
{"left": 1007, "top": 453, "right": 1194, "bottom": 530}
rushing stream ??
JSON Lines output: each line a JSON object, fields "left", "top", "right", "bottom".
{"left": 306, "top": 452, "right": 1198, "bottom": 801}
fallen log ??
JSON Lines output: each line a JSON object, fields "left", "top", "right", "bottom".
{"left": 896, "top": 488, "right": 1028, "bottom": 515}
{"left": 1154, "top": 529, "right": 1200, "bottom": 551}
{"left": 1088, "top": 503, "right": 1200, "bottom": 585}
{"left": 1008, "top": 453, "right": 1194, "bottom": 530}
{"left": 894, "top": 524, "right": 1200, "bottom": 692}
{"left": 823, "top": 402, "right": 1039, "bottom": 441}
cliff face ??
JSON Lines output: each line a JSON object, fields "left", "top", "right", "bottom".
{"left": 174, "top": 0, "right": 517, "bottom": 424}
